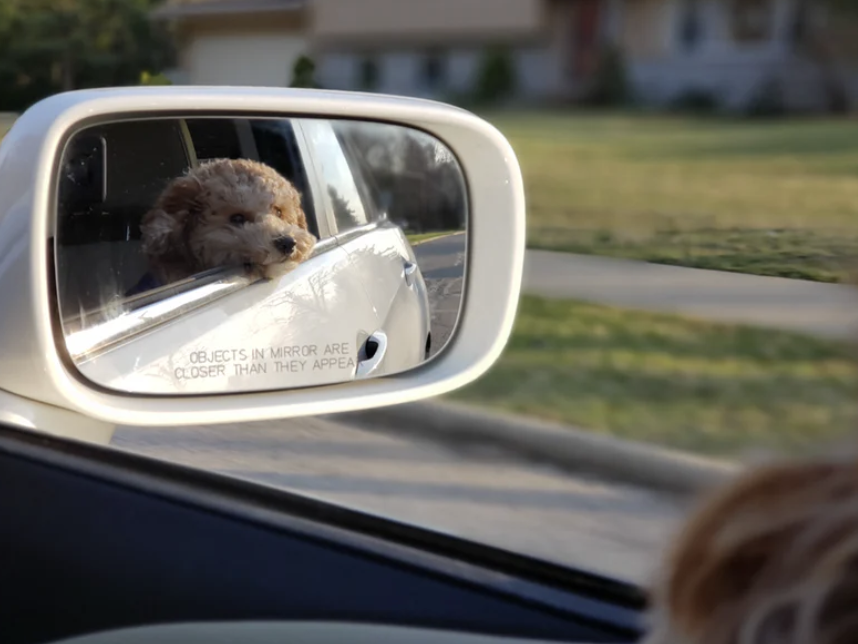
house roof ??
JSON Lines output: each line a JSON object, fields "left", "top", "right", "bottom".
{"left": 151, "top": 0, "right": 307, "bottom": 20}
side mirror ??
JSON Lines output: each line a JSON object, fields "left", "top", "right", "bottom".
{"left": 0, "top": 87, "right": 525, "bottom": 442}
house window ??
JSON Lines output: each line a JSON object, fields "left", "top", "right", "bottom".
{"left": 677, "top": 0, "right": 703, "bottom": 52}
{"left": 729, "top": 0, "right": 773, "bottom": 43}
{"left": 421, "top": 50, "right": 446, "bottom": 90}
{"left": 359, "top": 56, "right": 380, "bottom": 91}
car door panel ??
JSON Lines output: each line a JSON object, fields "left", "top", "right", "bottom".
{"left": 74, "top": 245, "right": 380, "bottom": 394}
{"left": 339, "top": 224, "right": 430, "bottom": 375}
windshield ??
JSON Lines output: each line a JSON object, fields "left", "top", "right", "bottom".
{"left": 17, "top": 1, "right": 858, "bottom": 587}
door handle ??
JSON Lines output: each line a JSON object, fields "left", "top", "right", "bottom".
{"left": 403, "top": 261, "right": 418, "bottom": 287}
{"left": 355, "top": 331, "right": 388, "bottom": 379}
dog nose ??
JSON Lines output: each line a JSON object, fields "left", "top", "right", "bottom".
{"left": 274, "top": 236, "right": 296, "bottom": 255}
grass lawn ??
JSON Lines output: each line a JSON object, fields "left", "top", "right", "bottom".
{"left": 484, "top": 111, "right": 858, "bottom": 283}
{"left": 450, "top": 295, "right": 858, "bottom": 458}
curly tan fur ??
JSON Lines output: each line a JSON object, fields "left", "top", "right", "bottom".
{"left": 140, "top": 158, "right": 317, "bottom": 283}
{"left": 641, "top": 459, "right": 858, "bottom": 644}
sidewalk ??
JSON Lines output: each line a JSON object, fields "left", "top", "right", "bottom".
{"left": 524, "top": 250, "right": 858, "bottom": 340}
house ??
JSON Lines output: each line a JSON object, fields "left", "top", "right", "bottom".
{"left": 152, "top": 0, "right": 858, "bottom": 113}
{"left": 152, "top": 0, "right": 309, "bottom": 87}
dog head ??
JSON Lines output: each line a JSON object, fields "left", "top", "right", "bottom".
{"left": 642, "top": 459, "right": 858, "bottom": 644}
{"left": 140, "top": 158, "right": 317, "bottom": 282}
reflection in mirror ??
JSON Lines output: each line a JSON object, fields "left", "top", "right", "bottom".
{"left": 53, "top": 116, "right": 468, "bottom": 395}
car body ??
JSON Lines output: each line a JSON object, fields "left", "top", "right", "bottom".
{"left": 0, "top": 417, "right": 645, "bottom": 644}
{"left": 56, "top": 114, "right": 431, "bottom": 395}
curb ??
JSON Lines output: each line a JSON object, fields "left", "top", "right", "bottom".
{"left": 332, "top": 399, "right": 743, "bottom": 497}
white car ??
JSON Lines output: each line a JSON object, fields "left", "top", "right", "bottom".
{"left": 54, "top": 114, "right": 433, "bottom": 396}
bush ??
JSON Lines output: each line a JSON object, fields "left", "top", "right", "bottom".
{"left": 744, "top": 77, "right": 787, "bottom": 118}
{"left": 290, "top": 55, "right": 320, "bottom": 89}
{"left": 670, "top": 88, "right": 720, "bottom": 114}
{"left": 359, "top": 57, "right": 379, "bottom": 91}
{"left": 474, "top": 46, "right": 516, "bottom": 105}
{"left": 139, "top": 71, "right": 172, "bottom": 86}
{"left": 583, "top": 45, "right": 630, "bottom": 107}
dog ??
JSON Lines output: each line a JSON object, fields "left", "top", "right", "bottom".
{"left": 128, "top": 157, "right": 317, "bottom": 295}
{"left": 641, "top": 458, "right": 858, "bottom": 644}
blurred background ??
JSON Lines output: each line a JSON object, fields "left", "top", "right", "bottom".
{"left": 5, "top": 0, "right": 858, "bottom": 583}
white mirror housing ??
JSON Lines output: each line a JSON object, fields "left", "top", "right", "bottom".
{"left": 0, "top": 87, "right": 525, "bottom": 435}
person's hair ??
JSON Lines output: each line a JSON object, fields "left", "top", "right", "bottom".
{"left": 642, "top": 459, "right": 858, "bottom": 644}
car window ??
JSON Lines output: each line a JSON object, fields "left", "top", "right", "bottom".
{"left": 55, "top": 119, "right": 193, "bottom": 320}
{"left": 300, "top": 119, "right": 372, "bottom": 234}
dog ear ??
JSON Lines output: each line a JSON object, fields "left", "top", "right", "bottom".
{"left": 139, "top": 208, "right": 179, "bottom": 258}
{"left": 159, "top": 174, "right": 203, "bottom": 219}
{"left": 140, "top": 175, "right": 203, "bottom": 258}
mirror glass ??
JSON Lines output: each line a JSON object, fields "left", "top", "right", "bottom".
{"left": 53, "top": 115, "right": 467, "bottom": 395}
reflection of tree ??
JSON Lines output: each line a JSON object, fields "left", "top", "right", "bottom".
{"left": 336, "top": 122, "right": 467, "bottom": 234}
{"left": 328, "top": 185, "right": 360, "bottom": 228}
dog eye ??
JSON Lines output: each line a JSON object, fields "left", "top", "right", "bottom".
{"left": 273, "top": 207, "right": 283, "bottom": 218}
{"left": 229, "top": 214, "right": 246, "bottom": 226}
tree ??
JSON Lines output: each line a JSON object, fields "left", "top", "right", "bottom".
{"left": 0, "top": 0, "right": 175, "bottom": 111}
{"left": 290, "top": 55, "right": 320, "bottom": 89}
{"left": 474, "top": 46, "right": 516, "bottom": 106}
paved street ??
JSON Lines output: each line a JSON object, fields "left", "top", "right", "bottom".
{"left": 112, "top": 415, "right": 687, "bottom": 586}
{"left": 412, "top": 233, "right": 466, "bottom": 357}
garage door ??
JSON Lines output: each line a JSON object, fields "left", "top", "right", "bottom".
{"left": 187, "top": 31, "right": 308, "bottom": 87}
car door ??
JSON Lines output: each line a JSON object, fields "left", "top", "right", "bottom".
{"left": 296, "top": 118, "right": 430, "bottom": 377}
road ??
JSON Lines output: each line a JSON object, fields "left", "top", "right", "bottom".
{"left": 412, "top": 233, "right": 465, "bottom": 357}
{"left": 112, "top": 415, "right": 688, "bottom": 586}
{"left": 412, "top": 232, "right": 858, "bottom": 340}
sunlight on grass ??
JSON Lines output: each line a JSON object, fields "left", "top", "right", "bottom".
{"left": 451, "top": 295, "right": 858, "bottom": 457}
{"left": 483, "top": 112, "right": 858, "bottom": 282}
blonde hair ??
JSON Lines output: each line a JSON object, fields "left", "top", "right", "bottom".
{"left": 642, "top": 459, "right": 858, "bottom": 644}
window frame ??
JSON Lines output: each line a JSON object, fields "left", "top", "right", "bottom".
{"left": 293, "top": 118, "right": 379, "bottom": 240}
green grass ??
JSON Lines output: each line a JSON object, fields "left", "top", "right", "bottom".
{"left": 450, "top": 295, "right": 858, "bottom": 458}
{"left": 0, "top": 115, "right": 13, "bottom": 140}
{"left": 407, "top": 230, "right": 459, "bottom": 245}
{"left": 484, "top": 111, "right": 858, "bottom": 282}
